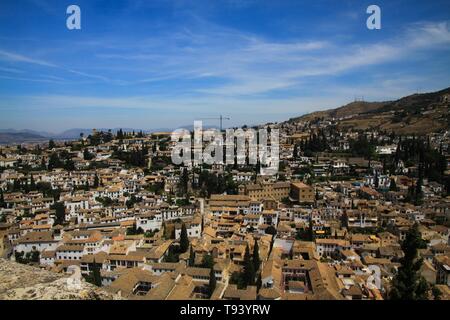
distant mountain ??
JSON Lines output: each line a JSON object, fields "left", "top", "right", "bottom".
{"left": 0, "top": 128, "right": 54, "bottom": 137}
{"left": 0, "top": 132, "right": 48, "bottom": 144}
{"left": 288, "top": 87, "right": 450, "bottom": 134}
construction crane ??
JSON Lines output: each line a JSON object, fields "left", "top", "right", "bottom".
{"left": 199, "top": 115, "right": 231, "bottom": 131}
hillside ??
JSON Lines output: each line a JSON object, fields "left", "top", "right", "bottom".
{"left": 0, "top": 132, "right": 48, "bottom": 144}
{"left": 288, "top": 87, "right": 450, "bottom": 134}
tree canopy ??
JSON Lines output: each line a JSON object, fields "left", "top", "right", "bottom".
{"left": 388, "top": 224, "right": 429, "bottom": 300}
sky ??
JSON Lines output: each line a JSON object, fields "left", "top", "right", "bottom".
{"left": 0, "top": 0, "right": 449, "bottom": 133}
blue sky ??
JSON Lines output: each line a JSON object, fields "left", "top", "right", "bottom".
{"left": 0, "top": 0, "right": 449, "bottom": 132}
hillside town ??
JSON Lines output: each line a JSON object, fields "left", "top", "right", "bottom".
{"left": 1, "top": 97, "right": 450, "bottom": 300}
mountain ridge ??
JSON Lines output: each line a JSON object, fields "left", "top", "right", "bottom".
{"left": 286, "top": 87, "right": 450, "bottom": 134}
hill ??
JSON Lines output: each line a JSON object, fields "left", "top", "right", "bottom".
{"left": 288, "top": 87, "right": 450, "bottom": 134}
{"left": 0, "top": 132, "right": 48, "bottom": 144}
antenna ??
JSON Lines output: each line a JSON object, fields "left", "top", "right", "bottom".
{"left": 199, "top": 115, "right": 231, "bottom": 131}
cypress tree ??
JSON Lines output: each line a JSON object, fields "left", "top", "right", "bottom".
{"left": 252, "top": 240, "right": 260, "bottom": 272}
{"left": 93, "top": 174, "right": 99, "bottom": 188}
{"left": 389, "top": 224, "right": 429, "bottom": 300}
{"left": 256, "top": 273, "right": 262, "bottom": 293}
{"left": 0, "top": 189, "right": 5, "bottom": 208}
{"left": 189, "top": 245, "right": 195, "bottom": 266}
{"left": 293, "top": 144, "right": 299, "bottom": 159}
{"left": 91, "top": 258, "right": 102, "bottom": 287}
{"left": 415, "top": 164, "right": 424, "bottom": 205}
{"left": 308, "top": 214, "right": 314, "bottom": 241}
{"left": 179, "top": 223, "right": 189, "bottom": 253}
{"left": 30, "top": 174, "right": 36, "bottom": 191}
{"left": 208, "top": 266, "right": 216, "bottom": 298}
{"left": 243, "top": 244, "right": 255, "bottom": 287}
{"left": 374, "top": 171, "right": 379, "bottom": 189}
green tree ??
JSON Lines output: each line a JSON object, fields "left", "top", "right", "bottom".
{"left": 51, "top": 202, "right": 66, "bottom": 225}
{"left": 91, "top": 258, "right": 102, "bottom": 287}
{"left": 256, "top": 273, "right": 262, "bottom": 292}
{"left": 208, "top": 266, "right": 216, "bottom": 298}
{"left": 93, "top": 174, "right": 99, "bottom": 188}
{"left": 83, "top": 148, "right": 94, "bottom": 161}
{"left": 201, "top": 253, "right": 214, "bottom": 269}
{"left": 341, "top": 211, "right": 349, "bottom": 229}
{"left": 188, "top": 245, "right": 195, "bottom": 266}
{"left": 48, "top": 152, "right": 62, "bottom": 170}
{"left": 252, "top": 240, "right": 261, "bottom": 272}
{"left": 0, "top": 189, "right": 5, "bottom": 208}
{"left": 308, "top": 216, "right": 314, "bottom": 241}
{"left": 30, "top": 250, "right": 40, "bottom": 262}
{"left": 179, "top": 223, "right": 189, "bottom": 253}
{"left": 178, "top": 168, "right": 189, "bottom": 195}
{"left": 432, "top": 286, "right": 442, "bottom": 300}
{"left": 164, "top": 246, "right": 180, "bottom": 262}
{"left": 388, "top": 224, "right": 429, "bottom": 300}
{"left": 293, "top": 143, "right": 299, "bottom": 158}
{"left": 48, "top": 139, "right": 56, "bottom": 149}
{"left": 30, "top": 175, "right": 36, "bottom": 191}
{"left": 64, "top": 159, "right": 75, "bottom": 171}
{"left": 389, "top": 178, "right": 398, "bottom": 191}
{"left": 243, "top": 244, "right": 255, "bottom": 287}
{"left": 126, "top": 225, "right": 144, "bottom": 235}
{"left": 414, "top": 166, "right": 424, "bottom": 205}
{"left": 265, "top": 225, "right": 277, "bottom": 236}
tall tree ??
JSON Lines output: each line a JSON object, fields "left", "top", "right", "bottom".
{"left": 51, "top": 202, "right": 66, "bottom": 225}
{"left": 293, "top": 143, "right": 299, "bottom": 159}
{"left": 179, "top": 223, "right": 189, "bottom": 253}
{"left": 0, "top": 189, "right": 5, "bottom": 208}
{"left": 93, "top": 174, "right": 99, "bottom": 188}
{"left": 179, "top": 168, "right": 189, "bottom": 195}
{"left": 48, "top": 152, "right": 62, "bottom": 170}
{"left": 415, "top": 165, "right": 424, "bottom": 205}
{"left": 374, "top": 171, "right": 379, "bottom": 189}
{"left": 256, "top": 273, "right": 262, "bottom": 292}
{"left": 308, "top": 214, "right": 314, "bottom": 241}
{"left": 208, "top": 266, "right": 216, "bottom": 298}
{"left": 243, "top": 244, "right": 255, "bottom": 287}
{"left": 201, "top": 253, "right": 214, "bottom": 269}
{"left": 91, "top": 258, "right": 102, "bottom": 287}
{"left": 252, "top": 240, "right": 261, "bottom": 272}
{"left": 389, "top": 178, "right": 398, "bottom": 191}
{"left": 188, "top": 245, "right": 195, "bottom": 266}
{"left": 30, "top": 174, "right": 36, "bottom": 191}
{"left": 388, "top": 224, "right": 429, "bottom": 300}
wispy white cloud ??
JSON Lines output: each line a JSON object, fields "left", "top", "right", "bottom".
{"left": 1, "top": 14, "right": 450, "bottom": 130}
{"left": 0, "top": 66, "right": 24, "bottom": 74}
{"left": 89, "top": 19, "right": 450, "bottom": 96}
{"left": 0, "top": 75, "right": 62, "bottom": 83}
{"left": 0, "top": 49, "right": 57, "bottom": 67}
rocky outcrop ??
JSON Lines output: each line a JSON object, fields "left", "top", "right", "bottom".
{"left": 0, "top": 259, "right": 118, "bottom": 300}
